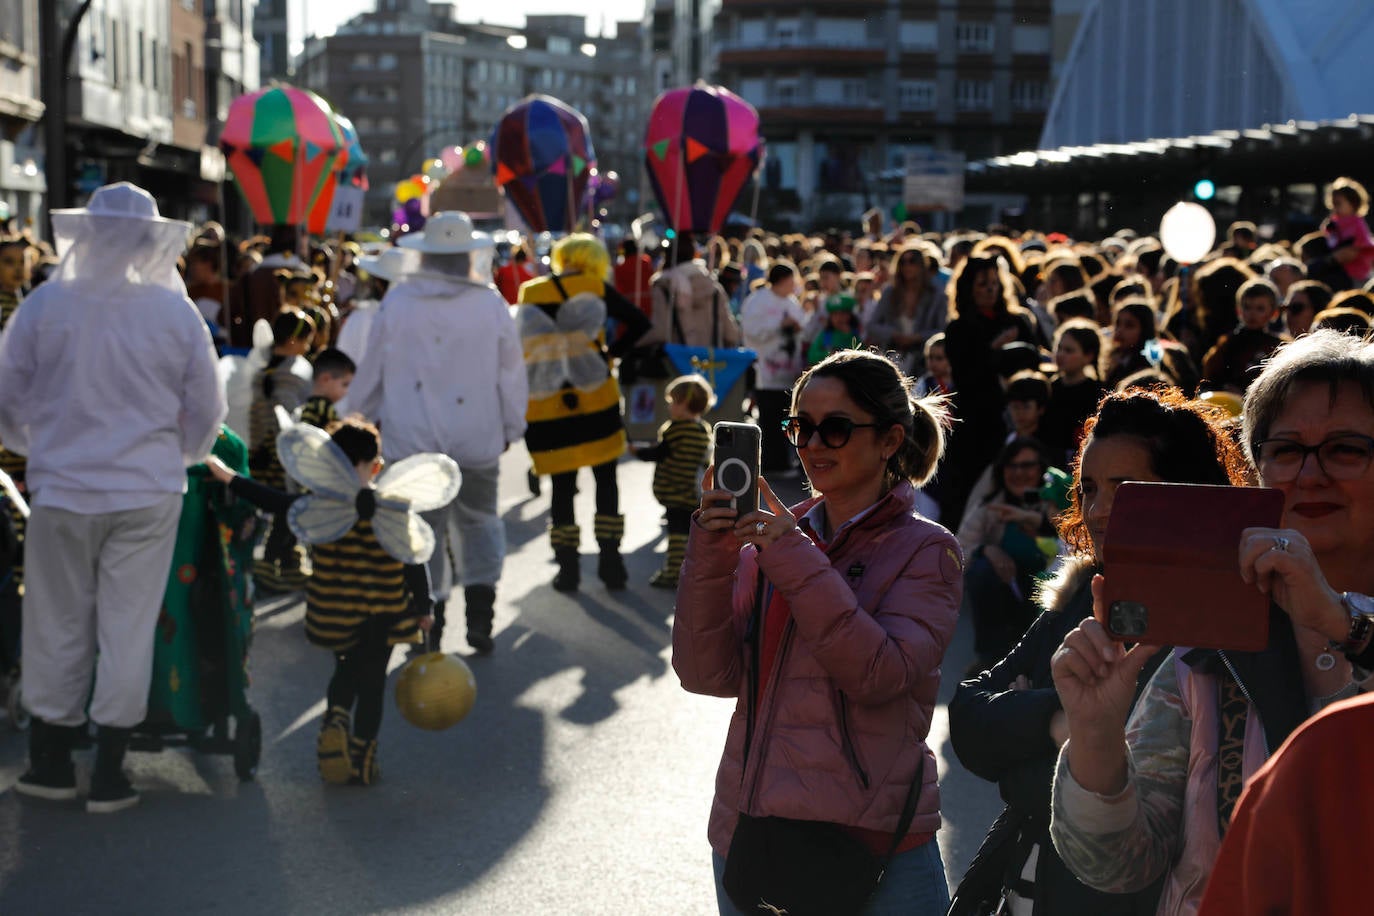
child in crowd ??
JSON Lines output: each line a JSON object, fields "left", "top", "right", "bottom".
{"left": 1003, "top": 370, "right": 1051, "bottom": 444}
{"left": 249, "top": 309, "right": 315, "bottom": 592}
{"left": 635, "top": 375, "right": 713, "bottom": 589}
{"left": 1102, "top": 299, "right": 1157, "bottom": 389}
{"left": 807, "top": 294, "right": 862, "bottom": 365}
{"left": 1042, "top": 319, "right": 1106, "bottom": 465}
{"left": 1201, "top": 277, "right": 1287, "bottom": 393}
{"left": 207, "top": 418, "right": 434, "bottom": 785}
{"left": 298, "top": 348, "right": 356, "bottom": 430}
{"left": 915, "top": 332, "right": 954, "bottom": 398}
{"left": 1323, "top": 177, "right": 1374, "bottom": 286}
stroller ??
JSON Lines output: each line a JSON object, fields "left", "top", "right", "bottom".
{"left": 135, "top": 426, "right": 264, "bottom": 780}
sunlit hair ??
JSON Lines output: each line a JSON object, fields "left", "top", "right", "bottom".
{"left": 792, "top": 348, "right": 951, "bottom": 488}
{"left": 551, "top": 233, "right": 610, "bottom": 279}
{"left": 327, "top": 415, "right": 382, "bottom": 466}
{"left": 1327, "top": 176, "right": 1370, "bottom": 217}
{"left": 1057, "top": 388, "right": 1249, "bottom": 557}
{"left": 949, "top": 254, "right": 1021, "bottom": 320}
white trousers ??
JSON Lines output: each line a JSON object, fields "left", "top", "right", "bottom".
{"left": 22, "top": 494, "right": 181, "bottom": 728}
{"left": 421, "top": 462, "right": 504, "bottom": 600}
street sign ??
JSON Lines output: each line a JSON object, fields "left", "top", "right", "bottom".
{"left": 902, "top": 151, "right": 965, "bottom": 212}
{"left": 326, "top": 185, "right": 365, "bottom": 232}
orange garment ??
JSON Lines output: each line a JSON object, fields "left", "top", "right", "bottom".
{"left": 1197, "top": 691, "right": 1374, "bottom": 916}
{"left": 495, "top": 262, "right": 534, "bottom": 304}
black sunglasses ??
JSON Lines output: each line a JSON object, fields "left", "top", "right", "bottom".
{"left": 781, "top": 415, "right": 882, "bottom": 448}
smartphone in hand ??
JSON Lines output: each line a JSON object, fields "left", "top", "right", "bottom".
{"left": 712, "top": 421, "right": 761, "bottom": 513}
{"left": 1099, "top": 482, "right": 1284, "bottom": 651}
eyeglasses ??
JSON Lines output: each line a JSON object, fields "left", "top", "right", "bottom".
{"left": 1252, "top": 434, "right": 1374, "bottom": 482}
{"left": 782, "top": 416, "right": 883, "bottom": 449}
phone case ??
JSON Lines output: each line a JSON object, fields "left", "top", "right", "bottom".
{"left": 1099, "top": 482, "right": 1285, "bottom": 651}
{"left": 713, "top": 421, "right": 761, "bottom": 514}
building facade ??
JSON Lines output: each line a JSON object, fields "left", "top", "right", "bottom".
{"left": 253, "top": 0, "right": 289, "bottom": 84}
{"left": 713, "top": 0, "right": 1053, "bottom": 228}
{"left": 1041, "top": 0, "right": 1374, "bottom": 149}
{"left": 0, "top": 0, "right": 44, "bottom": 228}
{"left": 298, "top": 5, "right": 652, "bottom": 228}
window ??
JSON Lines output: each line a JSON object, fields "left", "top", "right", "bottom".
{"left": 377, "top": 53, "right": 397, "bottom": 70}
{"left": 548, "top": 36, "right": 571, "bottom": 54}
{"left": 353, "top": 116, "right": 374, "bottom": 131}
{"left": 1011, "top": 25, "right": 1050, "bottom": 55}
{"left": 1011, "top": 80, "right": 1048, "bottom": 111}
{"left": 739, "top": 20, "right": 766, "bottom": 45}
{"left": 774, "top": 18, "right": 799, "bottom": 45}
{"left": 377, "top": 116, "right": 399, "bottom": 132}
{"left": 739, "top": 78, "right": 766, "bottom": 102}
{"left": 899, "top": 21, "right": 937, "bottom": 52}
{"left": 898, "top": 80, "right": 936, "bottom": 111}
{"left": 955, "top": 22, "right": 994, "bottom": 53}
{"left": 775, "top": 79, "right": 799, "bottom": 106}
{"left": 815, "top": 18, "right": 865, "bottom": 45}
{"left": 955, "top": 79, "right": 992, "bottom": 111}
{"left": 377, "top": 148, "right": 397, "bottom": 164}
{"left": 352, "top": 52, "right": 373, "bottom": 68}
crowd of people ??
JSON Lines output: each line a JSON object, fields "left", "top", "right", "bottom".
{"left": 2, "top": 172, "right": 1374, "bottom": 913}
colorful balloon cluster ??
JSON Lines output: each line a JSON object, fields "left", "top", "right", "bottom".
{"left": 390, "top": 141, "right": 492, "bottom": 236}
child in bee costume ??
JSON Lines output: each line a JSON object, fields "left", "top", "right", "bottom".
{"left": 208, "top": 417, "right": 458, "bottom": 785}
{"left": 516, "top": 234, "right": 650, "bottom": 591}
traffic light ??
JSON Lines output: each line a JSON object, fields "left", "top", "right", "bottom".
{"left": 1192, "top": 179, "right": 1216, "bottom": 202}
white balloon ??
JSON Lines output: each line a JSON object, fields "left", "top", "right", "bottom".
{"left": 1159, "top": 202, "right": 1216, "bottom": 264}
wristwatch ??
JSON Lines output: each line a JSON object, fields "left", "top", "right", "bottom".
{"left": 1336, "top": 592, "right": 1374, "bottom": 659}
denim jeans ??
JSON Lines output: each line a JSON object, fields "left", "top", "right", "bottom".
{"left": 712, "top": 838, "right": 950, "bottom": 915}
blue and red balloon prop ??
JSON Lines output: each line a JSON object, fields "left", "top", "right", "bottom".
{"left": 490, "top": 95, "right": 595, "bottom": 233}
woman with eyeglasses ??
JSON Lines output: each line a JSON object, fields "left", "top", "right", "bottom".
{"left": 867, "top": 243, "right": 948, "bottom": 377}
{"left": 1048, "top": 330, "right": 1374, "bottom": 916}
{"left": 673, "top": 349, "right": 962, "bottom": 914}
{"left": 956, "top": 438, "right": 1058, "bottom": 674}
{"left": 947, "top": 389, "right": 1249, "bottom": 916}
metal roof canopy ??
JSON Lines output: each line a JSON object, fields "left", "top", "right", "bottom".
{"left": 967, "top": 115, "right": 1374, "bottom": 194}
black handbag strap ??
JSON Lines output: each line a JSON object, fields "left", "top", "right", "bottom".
{"left": 880, "top": 748, "right": 926, "bottom": 871}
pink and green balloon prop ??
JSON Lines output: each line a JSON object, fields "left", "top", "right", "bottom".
{"left": 644, "top": 82, "right": 762, "bottom": 234}
{"left": 490, "top": 95, "right": 595, "bottom": 233}
{"left": 220, "top": 84, "right": 346, "bottom": 227}
{"left": 306, "top": 111, "right": 367, "bottom": 235}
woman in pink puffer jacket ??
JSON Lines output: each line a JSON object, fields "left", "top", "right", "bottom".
{"left": 673, "top": 349, "right": 963, "bottom": 915}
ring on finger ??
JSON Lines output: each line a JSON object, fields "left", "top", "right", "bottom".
{"left": 755, "top": 521, "right": 767, "bottom": 536}
{"left": 1271, "top": 535, "right": 1290, "bottom": 553}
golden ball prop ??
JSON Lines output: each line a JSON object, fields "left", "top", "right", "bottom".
{"left": 1198, "top": 389, "right": 1244, "bottom": 418}
{"left": 395, "top": 651, "right": 477, "bottom": 731}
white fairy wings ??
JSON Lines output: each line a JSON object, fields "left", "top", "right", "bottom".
{"left": 517, "top": 291, "right": 610, "bottom": 399}
{"left": 275, "top": 424, "right": 460, "bottom": 565}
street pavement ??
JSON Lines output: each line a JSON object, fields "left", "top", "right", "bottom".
{"left": 0, "top": 444, "right": 1002, "bottom": 914}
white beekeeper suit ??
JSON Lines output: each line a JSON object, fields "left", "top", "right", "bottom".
{"left": 345, "top": 212, "right": 527, "bottom": 654}
{"left": 0, "top": 182, "right": 224, "bottom": 811}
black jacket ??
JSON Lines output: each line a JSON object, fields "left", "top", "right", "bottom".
{"left": 948, "top": 559, "right": 1166, "bottom": 916}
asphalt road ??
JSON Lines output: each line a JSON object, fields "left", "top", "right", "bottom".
{"left": 0, "top": 445, "right": 1001, "bottom": 914}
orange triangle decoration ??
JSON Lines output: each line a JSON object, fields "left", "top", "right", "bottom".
{"left": 268, "top": 139, "right": 295, "bottom": 161}
{"left": 495, "top": 162, "right": 517, "bottom": 185}
{"left": 686, "top": 138, "right": 711, "bottom": 163}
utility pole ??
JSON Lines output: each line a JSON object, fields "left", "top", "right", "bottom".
{"left": 40, "top": 0, "right": 96, "bottom": 234}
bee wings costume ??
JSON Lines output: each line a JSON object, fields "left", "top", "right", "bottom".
{"left": 276, "top": 424, "right": 460, "bottom": 565}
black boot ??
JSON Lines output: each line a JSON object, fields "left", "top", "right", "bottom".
{"left": 553, "top": 548, "right": 581, "bottom": 592}
{"left": 593, "top": 514, "right": 627, "bottom": 590}
{"left": 87, "top": 726, "right": 139, "bottom": 813}
{"left": 15, "top": 718, "right": 78, "bottom": 801}
{"left": 464, "top": 585, "right": 496, "bottom": 655}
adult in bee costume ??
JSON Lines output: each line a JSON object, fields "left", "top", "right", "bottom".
{"left": 517, "top": 234, "right": 651, "bottom": 591}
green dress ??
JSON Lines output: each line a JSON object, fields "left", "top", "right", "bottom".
{"left": 145, "top": 427, "right": 260, "bottom": 731}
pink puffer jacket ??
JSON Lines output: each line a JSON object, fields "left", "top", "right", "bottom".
{"left": 672, "top": 481, "right": 963, "bottom": 855}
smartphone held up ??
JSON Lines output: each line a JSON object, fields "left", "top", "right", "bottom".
{"left": 712, "top": 421, "right": 761, "bottom": 514}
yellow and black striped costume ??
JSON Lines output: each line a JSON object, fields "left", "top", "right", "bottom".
{"left": 648, "top": 419, "right": 711, "bottom": 508}
{"left": 298, "top": 394, "right": 338, "bottom": 430}
{"left": 517, "top": 273, "right": 626, "bottom": 476}
{"left": 304, "top": 519, "right": 421, "bottom": 651}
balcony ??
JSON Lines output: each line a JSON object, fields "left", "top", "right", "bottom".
{"left": 716, "top": 36, "right": 886, "bottom": 67}
{"left": 754, "top": 93, "right": 886, "bottom": 126}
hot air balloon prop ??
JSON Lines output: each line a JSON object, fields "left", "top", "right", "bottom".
{"left": 220, "top": 84, "right": 346, "bottom": 228}
{"left": 490, "top": 95, "right": 595, "bottom": 233}
{"left": 644, "top": 83, "right": 763, "bottom": 235}
{"left": 305, "top": 112, "right": 366, "bottom": 235}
